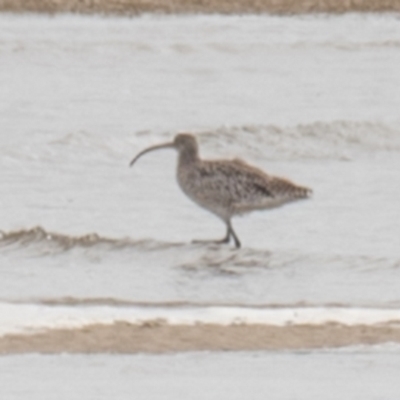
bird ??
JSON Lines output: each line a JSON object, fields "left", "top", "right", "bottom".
{"left": 129, "top": 133, "right": 312, "bottom": 248}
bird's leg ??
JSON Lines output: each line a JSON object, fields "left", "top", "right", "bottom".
{"left": 192, "top": 222, "right": 241, "bottom": 248}
{"left": 217, "top": 225, "right": 231, "bottom": 244}
{"left": 192, "top": 225, "right": 231, "bottom": 245}
{"left": 227, "top": 220, "right": 241, "bottom": 249}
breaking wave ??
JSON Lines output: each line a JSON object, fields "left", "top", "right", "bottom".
{"left": 195, "top": 121, "right": 400, "bottom": 161}
{"left": 5, "top": 121, "right": 400, "bottom": 164}
{"left": 1, "top": 227, "right": 399, "bottom": 276}
{"left": 0, "top": 226, "right": 182, "bottom": 252}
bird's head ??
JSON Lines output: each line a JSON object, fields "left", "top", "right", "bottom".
{"left": 129, "top": 133, "right": 199, "bottom": 167}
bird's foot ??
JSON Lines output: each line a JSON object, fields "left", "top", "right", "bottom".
{"left": 192, "top": 237, "right": 230, "bottom": 246}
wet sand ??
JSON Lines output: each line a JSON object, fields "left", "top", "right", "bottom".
{"left": 1, "top": 322, "right": 400, "bottom": 354}
{"left": 1, "top": 0, "right": 400, "bottom": 14}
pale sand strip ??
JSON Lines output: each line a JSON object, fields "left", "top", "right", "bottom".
{"left": 1, "top": 322, "right": 400, "bottom": 354}
{"left": 1, "top": 0, "right": 400, "bottom": 15}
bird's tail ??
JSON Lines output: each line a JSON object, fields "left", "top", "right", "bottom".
{"left": 294, "top": 185, "right": 313, "bottom": 199}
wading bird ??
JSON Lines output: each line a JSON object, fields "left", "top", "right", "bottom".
{"left": 130, "top": 133, "right": 311, "bottom": 248}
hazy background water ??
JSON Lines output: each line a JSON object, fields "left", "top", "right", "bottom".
{"left": 1, "top": 13, "right": 399, "bottom": 309}
{"left": 1, "top": 11, "right": 400, "bottom": 399}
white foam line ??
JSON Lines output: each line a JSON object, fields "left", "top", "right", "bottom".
{"left": 0, "top": 303, "right": 400, "bottom": 336}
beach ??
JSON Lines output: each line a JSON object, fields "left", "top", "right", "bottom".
{"left": 1, "top": 0, "right": 400, "bottom": 14}
{"left": 2, "top": 321, "right": 400, "bottom": 354}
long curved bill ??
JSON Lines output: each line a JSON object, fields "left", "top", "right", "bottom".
{"left": 129, "top": 142, "right": 175, "bottom": 167}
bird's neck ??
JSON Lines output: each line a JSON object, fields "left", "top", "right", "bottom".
{"left": 178, "top": 148, "right": 199, "bottom": 167}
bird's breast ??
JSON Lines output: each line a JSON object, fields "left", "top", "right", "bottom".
{"left": 176, "top": 164, "right": 233, "bottom": 220}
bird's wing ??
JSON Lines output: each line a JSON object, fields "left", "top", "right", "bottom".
{"left": 204, "top": 159, "right": 311, "bottom": 213}
{"left": 195, "top": 159, "right": 274, "bottom": 204}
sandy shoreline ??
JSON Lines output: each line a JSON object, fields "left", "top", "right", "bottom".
{"left": 1, "top": 0, "right": 400, "bottom": 15}
{"left": 1, "top": 322, "right": 400, "bottom": 354}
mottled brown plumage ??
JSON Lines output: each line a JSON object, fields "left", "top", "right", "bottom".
{"left": 130, "top": 133, "right": 312, "bottom": 248}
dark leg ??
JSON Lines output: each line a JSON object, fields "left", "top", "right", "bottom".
{"left": 215, "top": 224, "right": 231, "bottom": 244}
{"left": 227, "top": 220, "right": 241, "bottom": 249}
{"left": 192, "top": 225, "right": 231, "bottom": 245}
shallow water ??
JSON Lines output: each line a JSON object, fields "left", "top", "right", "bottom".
{"left": 0, "top": 13, "right": 400, "bottom": 337}
{"left": 2, "top": 348, "right": 400, "bottom": 399}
